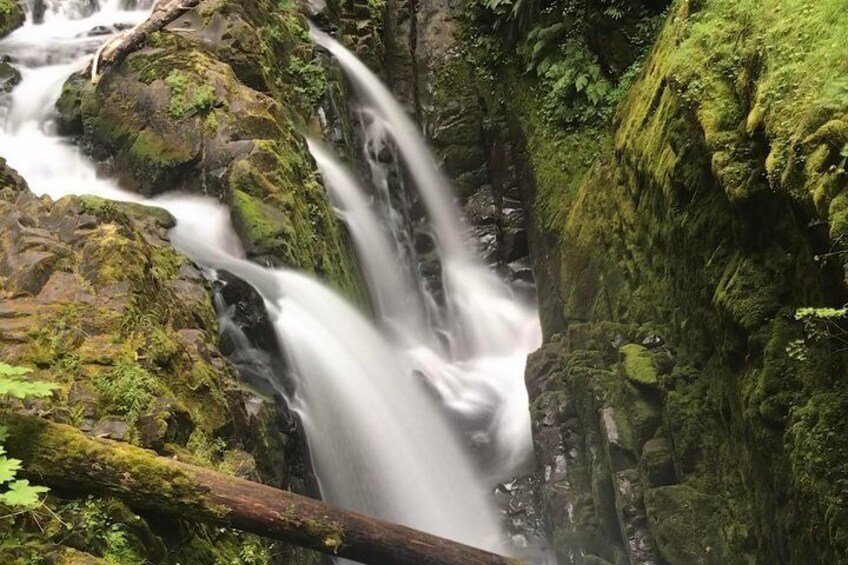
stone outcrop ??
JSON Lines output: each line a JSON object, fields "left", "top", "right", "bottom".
{"left": 0, "top": 162, "right": 316, "bottom": 562}
{"left": 513, "top": 1, "right": 848, "bottom": 563}
{"left": 57, "top": 0, "right": 360, "bottom": 293}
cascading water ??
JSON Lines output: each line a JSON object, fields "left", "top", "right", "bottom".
{"left": 0, "top": 1, "right": 543, "bottom": 560}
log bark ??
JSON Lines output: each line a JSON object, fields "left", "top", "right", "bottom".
{"left": 87, "top": 0, "right": 201, "bottom": 79}
{"left": 3, "top": 413, "right": 520, "bottom": 565}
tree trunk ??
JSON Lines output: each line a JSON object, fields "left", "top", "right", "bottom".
{"left": 87, "top": 0, "right": 201, "bottom": 78}
{"left": 3, "top": 413, "right": 519, "bottom": 565}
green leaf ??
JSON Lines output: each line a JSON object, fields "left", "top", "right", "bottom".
{"left": 0, "top": 480, "right": 49, "bottom": 508}
{"left": 0, "top": 425, "right": 7, "bottom": 442}
{"left": 0, "top": 377, "right": 60, "bottom": 399}
{"left": 575, "top": 74, "right": 589, "bottom": 92}
{"left": 0, "top": 363, "right": 31, "bottom": 377}
{"left": 0, "top": 457, "right": 22, "bottom": 484}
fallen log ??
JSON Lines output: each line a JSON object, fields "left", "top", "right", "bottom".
{"left": 3, "top": 413, "right": 519, "bottom": 565}
{"left": 87, "top": 0, "right": 201, "bottom": 80}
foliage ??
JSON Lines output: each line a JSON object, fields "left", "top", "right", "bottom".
{"left": 93, "top": 359, "right": 157, "bottom": 428}
{"left": 467, "top": 0, "right": 667, "bottom": 125}
{"left": 56, "top": 497, "right": 146, "bottom": 565}
{"left": 788, "top": 307, "right": 848, "bottom": 361}
{"left": 234, "top": 535, "right": 273, "bottom": 565}
{"left": 0, "top": 362, "right": 57, "bottom": 510}
{"left": 165, "top": 69, "right": 188, "bottom": 117}
{"left": 190, "top": 84, "right": 216, "bottom": 113}
{"left": 286, "top": 56, "right": 327, "bottom": 108}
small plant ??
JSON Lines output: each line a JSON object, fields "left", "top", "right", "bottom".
{"left": 190, "top": 85, "right": 216, "bottom": 113}
{"left": 57, "top": 497, "right": 146, "bottom": 565}
{"left": 789, "top": 307, "right": 848, "bottom": 360}
{"left": 94, "top": 360, "right": 156, "bottom": 428}
{"left": 287, "top": 56, "right": 327, "bottom": 108}
{"left": 0, "top": 362, "right": 58, "bottom": 510}
{"left": 165, "top": 70, "right": 188, "bottom": 118}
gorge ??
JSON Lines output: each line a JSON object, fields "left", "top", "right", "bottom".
{"left": 1, "top": 0, "right": 847, "bottom": 564}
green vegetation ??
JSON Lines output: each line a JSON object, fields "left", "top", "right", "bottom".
{"left": 93, "top": 360, "right": 158, "bottom": 429}
{"left": 467, "top": 0, "right": 668, "bottom": 125}
{"left": 0, "top": 363, "right": 57, "bottom": 510}
{"left": 462, "top": 0, "right": 848, "bottom": 562}
{"left": 165, "top": 69, "right": 188, "bottom": 117}
{"left": 0, "top": 0, "right": 24, "bottom": 39}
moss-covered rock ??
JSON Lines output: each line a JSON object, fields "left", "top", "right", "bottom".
{"left": 57, "top": 0, "right": 360, "bottom": 294}
{"left": 644, "top": 485, "right": 726, "bottom": 563}
{"left": 619, "top": 344, "right": 659, "bottom": 388}
{"left": 0, "top": 186, "right": 301, "bottom": 562}
{"left": 0, "top": 0, "right": 24, "bottom": 39}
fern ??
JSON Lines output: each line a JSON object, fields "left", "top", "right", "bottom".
{"left": 0, "top": 362, "right": 58, "bottom": 510}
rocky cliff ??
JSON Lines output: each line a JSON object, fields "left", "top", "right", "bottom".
{"left": 464, "top": 0, "right": 847, "bottom": 563}
{"left": 330, "top": 0, "right": 848, "bottom": 562}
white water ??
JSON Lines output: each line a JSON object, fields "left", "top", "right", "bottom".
{"left": 0, "top": 1, "right": 541, "bottom": 557}
{"left": 307, "top": 138, "right": 429, "bottom": 343}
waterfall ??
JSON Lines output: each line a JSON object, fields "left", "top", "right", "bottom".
{"left": 311, "top": 26, "right": 541, "bottom": 361}
{"left": 0, "top": 1, "right": 541, "bottom": 558}
{"left": 307, "top": 138, "right": 429, "bottom": 343}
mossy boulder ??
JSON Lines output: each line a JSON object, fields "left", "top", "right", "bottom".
{"left": 644, "top": 485, "right": 726, "bottom": 564}
{"left": 619, "top": 344, "right": 659, "bottom": 388}
{"left": 56, "top": 0, "right": 359, "bottom": 293}
{"left": 0, "top": 187, "right": 300, "bottom": 561}
{"left": 0, "top": 0, "right": 24, "bottom": 39}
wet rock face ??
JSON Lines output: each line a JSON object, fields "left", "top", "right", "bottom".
{"left": 0, "top": 55, "right": 21, "bottom": 93}
{"left": 342, "top": 0, "right": 533, "bottom": 286}
{"left": 525, "top": 325, "right": 729, "bottom": 565}
{"left": 414, "top": 1, "right": 533, "bottom": 285}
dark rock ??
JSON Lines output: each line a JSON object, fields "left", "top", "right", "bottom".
{"left": 645, "top": 485, "right": 725, "bottom": 563}
{"left": 463, "top": 187, "right": 498, "bottom": 226}
{"left": 92, "top": 415, "right": 130, "bottom": 441}
{"left": 612, "top": 469, "right": 659, "bottom": 564}
{"left": 85, "top": 25, "right": 113, "bottom": 37}
{"left": 0, "top": 59, "right": 21, "bottom": 93}
{"left": 640, "top": 438, "right": 676, "bottom": 488}
{"left": 641, "top": 334, "right": 665, "bottom": 349}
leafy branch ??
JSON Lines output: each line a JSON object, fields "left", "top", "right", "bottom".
{"left": 0, "top": 362, "right": 58, "bottom": 510}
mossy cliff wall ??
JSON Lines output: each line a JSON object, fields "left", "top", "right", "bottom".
{"left": 506, "top": 0, "right": 848, "bottom": 563}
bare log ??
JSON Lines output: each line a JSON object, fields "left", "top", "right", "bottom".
{"left": 3, "top": 413, "right": 520, "bottom": 565}
{"left": 87, "top": 0, "right": 201, "bottom": 80}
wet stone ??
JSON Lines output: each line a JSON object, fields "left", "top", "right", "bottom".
{"left": 640, "top": 437, "right": 676, "bottom": 488}
{"left": 0, "top": 58, "right": 21, "bottom": 93}
{"left": 91, "top": 416, "right": 130, "bottom": 441}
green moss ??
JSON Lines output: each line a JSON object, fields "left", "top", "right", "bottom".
{"left": 644, "top": 485, "right": 726, "bottom": 563}
{"left": 620, "top": 344, "right": 659, "bottom": 387}
{"left": 128, "top": 129, "right": 193, "bottom": 167}
{"left": 0, "top": 0, "right": 24, "bottom": 39}
{"left": 230, "top": 187, "right": 295, "bottom": 258}
{"left": 786, "top": 390, "right": 848, "bottom": 551}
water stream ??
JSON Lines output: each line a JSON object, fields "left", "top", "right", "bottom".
{"left": 0, "top": 1, "right": 542, "bottom": 559}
